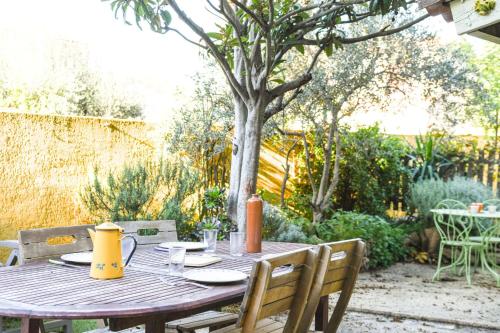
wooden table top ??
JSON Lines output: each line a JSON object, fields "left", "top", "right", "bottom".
{"left": 0, "top": 241, "right": 309, "bottom": 319}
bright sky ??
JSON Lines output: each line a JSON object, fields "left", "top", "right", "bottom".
{"left": 0, "top": 0, "right": 493, "bottom": 134}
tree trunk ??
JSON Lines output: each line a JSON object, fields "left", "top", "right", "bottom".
{"left": 312, "top": 207, "right": 323, "bottom": 224}
{"left": 235, "top": 102, "right": 265, "bottom": 231}
{"left": 227, "top": 97, "right": 247, "bottom": 222}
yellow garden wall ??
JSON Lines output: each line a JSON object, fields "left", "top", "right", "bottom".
{"left": 0, "top": 112, "right": 155, "bottom": 257}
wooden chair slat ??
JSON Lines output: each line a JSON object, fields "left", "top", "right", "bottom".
{"left": 115, "top": 220, "right": 177, "bottom": 245}
{"left": 259, "top": 296, "right": 294, "bottom": 319}
{"left": 20, "top": 240, "right": 93, "bottom": 259}
{"left": 323, "top": 266, "right": 350, "bottom": 285}
{"left": 18, "top": 225, "right": 95, "bottom": 264}
{"left": 263, "top": 283, "right": 298, "bottom": 305}
{"left": 320, "top": 280, "right": 345, "bottom": 296}
{"left": 18, "top": 225, "right": 95, "bottom": 243}
{"left": 268, "top": 269, "right": 302, "bottom": 289}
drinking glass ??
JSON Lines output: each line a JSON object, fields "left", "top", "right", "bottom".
{"left": 230, "top": 232, "right": 245, "bottom": 257}
{"left": 169, "top": 246, "right": 186, "bottom": 276}
{"left": 203, "top": 229, "right": 218, "bottom": 253}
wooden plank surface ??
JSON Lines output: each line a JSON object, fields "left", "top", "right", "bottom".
{"left": 0, "top": 241, "right": 308, "bottom": 319}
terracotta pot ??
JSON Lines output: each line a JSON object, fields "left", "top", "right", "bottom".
{"left": 246, "top": 194, "right": 263, "bottom": 253}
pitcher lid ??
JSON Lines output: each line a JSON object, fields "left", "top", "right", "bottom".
{"left": 96, "top": 222, "right": 122, "bottom": 231}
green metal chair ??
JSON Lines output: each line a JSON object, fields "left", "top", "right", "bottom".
{"left": 469, "top": 199, "right": 500, "bottom": 285}
{"left": 474, "top": 221, "right": 500, "bottom": 287}
{"left": 432, "top": 199, "right": 483, "bottom": 285}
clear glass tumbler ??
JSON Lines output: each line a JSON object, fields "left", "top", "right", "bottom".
{"left": 169, "top": 246, "right": 186, "bottom": 276}
{"left": 230, "top": 232, "right": 245, "bottom": 257}
{"left": 203, "top": 229, "right": 218, "bottom": 252}
{"left": 203, "top": 229, "right": 218, "bottom": 253}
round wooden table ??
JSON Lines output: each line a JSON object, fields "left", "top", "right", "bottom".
{"left": 0, "top": 241, "right": 318, "bottom": 333}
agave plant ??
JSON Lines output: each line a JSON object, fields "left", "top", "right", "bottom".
{"left": 407, "top": 134, "right": 452, "bottom": 181}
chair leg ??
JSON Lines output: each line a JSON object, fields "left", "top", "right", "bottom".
{"left": 465, "top": 247, "right": 472, "bottom": 286}
{"left": 433, "top": 244, "right": 444, "bottom": 282}
{"left": 480, "top": 248, "right": 500, "bottom": 287}
{"left": 6, "top": 250, "right": 18, "bottom": 267}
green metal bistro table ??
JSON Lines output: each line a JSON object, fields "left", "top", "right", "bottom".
{"left": 0, "top": 241, "right": 332, "bottom": 333}
{"left": 431, "top": 208, "right": 500, "bottom": 285}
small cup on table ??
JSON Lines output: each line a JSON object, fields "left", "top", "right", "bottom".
{"left": 230, "top": 232, "right": 245, "bottom": 257}
{"left": 169, "top": 246, "right": 186, "bottom": 276}
{"left": 488, "top": 205, "right": 497, "bottom": 214}
{"left": 470, "top": 204, "right": 479, "bottom": 214}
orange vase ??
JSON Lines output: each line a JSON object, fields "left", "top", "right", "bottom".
{"left": 246, "top": 194, "right": 263, "bottom": 253}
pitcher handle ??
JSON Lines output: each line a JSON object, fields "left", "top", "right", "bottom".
{"left": 122, "top": 235, "right": 138, "bottom": 267}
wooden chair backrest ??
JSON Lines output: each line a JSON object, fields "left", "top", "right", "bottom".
{"left": 115, "top": 220, "right": 177, "bottom": 246}
{"left": 237, "top": 246, "right": 330, "bottom": 333}
{"left": 18, "top": 225, "right": 95, "bottom": 264}
{"left": 299, "top": 239, "right": 366, "bottom": 333}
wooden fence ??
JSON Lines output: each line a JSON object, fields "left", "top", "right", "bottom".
{"left": 389, "top": 148, "right": 499, "bottom": 213}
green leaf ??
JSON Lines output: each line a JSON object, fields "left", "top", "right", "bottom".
{"left": 161, "top": 11, "right": 172, "bottom": 27}
{"left": 206, "top": 32, "right": 224, "bottom": 40}
{"left": 324, "top": 44, "right": 333, "bottom": 57}
{"left": 294, "top": 44, "right": 305, "bottom": 55}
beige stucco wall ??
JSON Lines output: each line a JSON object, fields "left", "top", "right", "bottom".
{"left": 0, "top": 112, "right": 155, "bottom": 258}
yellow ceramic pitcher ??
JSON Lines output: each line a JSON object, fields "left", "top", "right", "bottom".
{"left": 88, "top": 222, "right": 137, "bottom": 280}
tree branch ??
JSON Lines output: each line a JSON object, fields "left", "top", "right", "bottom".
{"left": 268, "top": 73, "right": 312, "bottom": 100}
{"left": 231, "top": 0, "right": 268, "bottom": 30}
{"left": 340, "top": 14, "right": 430, "bottom": 44}
{"left": 167, "top": 0, "right": 248, "bottom": 100}
{"left": 166, "top": 27, "right": 207, "bottom": 49}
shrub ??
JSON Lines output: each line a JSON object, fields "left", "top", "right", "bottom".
{"left": 262, "top": 204, "right": 309, "bottom": 243}
{"left": 315, "top": 211, "right": 409, "bottom": 269}
{"left": 291, "top": 125, "right": 411, "bottom": 218}
{"left": 81, "top": 159, "right": 200, "bottom": 239}
{"left": 407, "top": 176, "right": 493, "bottom": 225}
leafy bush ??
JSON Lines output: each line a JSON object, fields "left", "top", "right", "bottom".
{"left": 315, "top": 211, "right": 409, "bottom": 269}
{"left": 291, "top": 125, "right": 411, "bottom": 218}
{"left": 336, "top": 126, "right": 411, "bottom": 216}
{"left": 81, "top": 159, "right": 199, "bottom": 239}
{"left": 407, "top": 176, "right": 494, "bottom": 225}
{"left": 262, "top": 204, "right": 309, "bottom": 243}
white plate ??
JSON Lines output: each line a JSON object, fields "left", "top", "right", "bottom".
{"left": 183, "top": 269, "right": 247, "bottom": 284}
{"left": 158, "top": 241, "right": 207, "bottom": 251}
{"left": 60, "top": 252, "right": 93, "bottom": 265}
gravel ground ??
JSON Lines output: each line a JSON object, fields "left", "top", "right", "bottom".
{"left": 334, "top": 263, "right": 500, "bottom": 332}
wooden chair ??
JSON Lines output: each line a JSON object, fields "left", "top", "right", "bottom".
{"left": 210, "top": 246, "right": 330, "bottom": 333}
{"left": 299, "top": 239, "right": 366, "bottom": 333}
{"left": 14, "top": 225, "right": 96, "bottom": 333}
{"left": 0, "top": 239, "right": 19, "bottom": 333}
{"left": 115, "top": 220, "right": 177, "bottom": 246}
{"left": 18, "top": 225, "right": 95, "bottom": 264}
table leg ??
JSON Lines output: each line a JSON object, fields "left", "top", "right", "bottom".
{"left": 315, "top": 295, "right": 329, "bottom": 331}
{"left": 145, "top": 319, "right": 165, "bottom": 333}
{"left": 20, "top": 319, "right": 42, "bottom": 333}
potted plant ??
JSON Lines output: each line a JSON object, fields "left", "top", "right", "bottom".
{"left": 201, "top": 218, "right": 220, "bottom": 252}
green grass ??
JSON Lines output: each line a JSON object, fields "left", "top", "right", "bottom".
{"left": 73, "top": 320, "right": 98, "bottom": 333}
{"left": 0, "top": 318, "right": 97, "bottom": 333}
